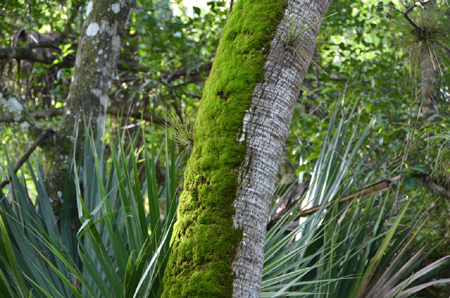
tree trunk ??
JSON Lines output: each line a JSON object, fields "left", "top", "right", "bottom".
{"left": 162, "top": 0, "right": 331, "bottom": 297}
{"left": 419, "top": 0, "right": 438, "bottom": 118}
{"left": 44, "top": 0, "right": 135, "bottom": 199}
{"left": 420, "top": 44, "right": 438, "bottom": 118}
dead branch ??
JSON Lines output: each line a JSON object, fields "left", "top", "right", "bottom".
{"left": 0, "top": 129, "right": 54, "bottom": 189}
{"left": 0, "top": 46, "right": 55, "bottom": 64}
{"left": 267, "top": 176, "right": 402, "bottom": 229}
{"left": 298, "top": 176, "right": 402, "bottom": 217}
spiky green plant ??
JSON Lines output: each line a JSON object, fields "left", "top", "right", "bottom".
{"left": 0, "top": 126, "right": 179, "bottom": 297}
{"left": 392, "top": 2, "right": 450, "bottom": 77}
{"left": 262, "top": 109, "right": 450, "bottom": 297}
{"left": 1, "top": 112, "right": 449, "bottom": 297}
{"left": 164, "top": 108, "right": 193, "bottom": 157}
{"left": 429, "top": 129, "right": 450, "bottom": 188}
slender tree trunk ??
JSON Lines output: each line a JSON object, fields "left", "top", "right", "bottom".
{"left": 419, "top": 0, "right": 438, "bottom": 118}
{"left": 420, "top": 45, "right": 438, "bottom": 118}
{"left": 44, "top": 0, "right": 135, "bottom": 199}
{"left": 162, "top": 0, "right": 331, "bottom": 297}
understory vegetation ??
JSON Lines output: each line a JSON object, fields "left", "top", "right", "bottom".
{"left": 1, "top": 0, "right": 449, "bottom": 297}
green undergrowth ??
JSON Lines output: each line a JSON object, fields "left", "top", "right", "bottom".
{"left": 162, "top": 0, "right": 287, "bottom": 297}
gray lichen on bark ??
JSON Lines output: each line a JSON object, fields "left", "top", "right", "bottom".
{"left": 44, "top": 0, "right": 135, "bottom": 201}
{"left": 0, "top": 83, "right": 42, "bottom": 138}
{"left": 59, "top": 0, "right": 135, "bottom": 137}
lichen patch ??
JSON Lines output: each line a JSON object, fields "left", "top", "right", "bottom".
{"left": 99, "top": 94, "right": 109, "bottom": 108}
{"left": 1, "top": 96, "right": 24, "bottom": 121}
{"left": 111, "top": 35, "right": 121, "bottom": 51}
{"left": 90, "top": 88, "right": 102, "bottom": 97}
{"left": 86, "top": 1, "right": 93, "bottom": 17}
{"left": 86, "top": 23, "right": 100, "bottom": 36}
{"left": 20, "top": 121, "right": 30, "bottom": 133}
{"left": 111, "top": 3, "right": 120, "bottom": 14}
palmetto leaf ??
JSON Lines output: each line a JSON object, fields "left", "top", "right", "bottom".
{"left": 262, "top": 108, "right": 449, "bottom": 297}
{"left": 0, "top": 126, "right": 179, "bottom": 297}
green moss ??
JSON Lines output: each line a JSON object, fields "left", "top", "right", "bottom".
{"left": 162, "top": 1, "right": 286, "bottom": 297}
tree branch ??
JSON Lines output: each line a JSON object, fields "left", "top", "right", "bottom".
{"left": 413, "top": 173, "right": 450, "bottom": 200}
{"left": 161, "top": 62, "right": 212, "bottom": 84}
{"left": 267, "top": 176, "right": 402, "bottom": 229}
{"left": 299, "top": 176, "right": 402, "bottom": 217}
{"left": 25, "top": 105, "right": 162, "bottom": 123}
{"left": 402, "top": 0, "right": 432, "bottom": 34}
{"left": 0, "top": 129, "right": 54, "bottom": 189}
{"left": 0, "top": 83, "right": 42, "bottom": 136}
{"left": 267, "top": 180, "right": 310, "bottom": 229}
{"left": 0, "top": 46, "right": 55, "bottom": 64}
{"left": 269, "top": 169, "right": 450, "bottom": 231}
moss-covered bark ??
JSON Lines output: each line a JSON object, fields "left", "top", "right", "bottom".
{"left": 162, "top": 1, "right": 286, "bottom": 297}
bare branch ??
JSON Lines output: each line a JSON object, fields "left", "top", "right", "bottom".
{"left": 26, "top": 105, "right": 163, "bottom": 123}
{"left": 0, "top": 129, "right": 54, "bottom": 189}
{"left": 0, "top": 83, "right": 42, "bottom": 135}
{"left": 0, "top": 46, "right": 55, "bottom": 64}
{"left": 161, "top": 62, "right": 212, "bottom": 83}
{"left": 298, "top": 176, "right": 402, "bottom": 217}
{"left": 267, "top": 176, "right": 402, "bottom": 229}
{"left": 414, "top": 173, "right": 450, "bottom": 200}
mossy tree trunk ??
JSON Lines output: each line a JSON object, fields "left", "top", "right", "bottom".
{"left": 162, "top": 0, "right": 331, "bottom": 297}
{"left": 44, "top": 0, "right": 135, "bottom": 200}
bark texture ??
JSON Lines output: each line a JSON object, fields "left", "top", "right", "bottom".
{"left": 420, "top": 42, "right": 438, "bottom": 118}
{"left": 162, "top": 0, "right": 330, "bottom": 297}
{"left": 45, "top": 0, "right": 134, "bottom": 199}
{"left": 232, "top": 0, "right": 331, "bottom": 296}
{"left": 418, "top": 0, "right": 439, "bottom": 118}
{"left": 162, "top": 1, "right": 286, "bottom": 296}
{"left": 0, "top": 83, "right": 42, "bottom": 139}
{"left": 59, "top": 0, "right": 135, "bottom": 136}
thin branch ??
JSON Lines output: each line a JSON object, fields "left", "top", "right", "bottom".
{"left": 162, "top": 62, "right": 212, "bottom": 83}
{"left": 427, "top": 182, "right": 450, "bottom": 199}
{"left": 27, "top": 40, "right": 61, "bottom": 50}
{"left": 298, "top": 176, "right": 402, "bottom": 217}
{"left": 271, "top": 170, "right": 450, "bottom": 231}
{"left": 267, "top": 176, "right": 402, "bottom": 229}
{"left": 267, "top": 180, "right": 310, "bottom": 229}
{"left": 0, "top": 129, "right": 54, "bottom": 189}
{"left": 107, "top": 105, "right": 163, "bottom": 123}
{"left": 402, "top": 0, "right": 432, "bottom": 34}
{"left": 0, "top": 104, "right": 160, "bottom": 123}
